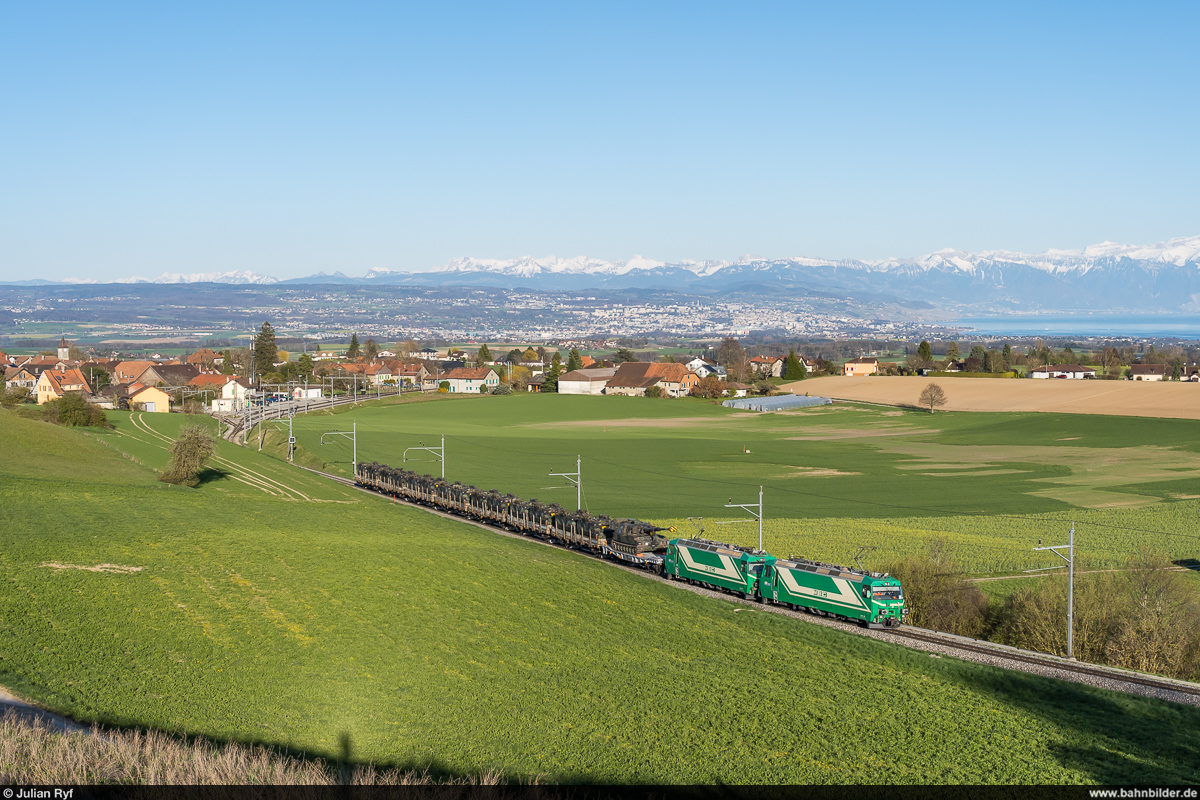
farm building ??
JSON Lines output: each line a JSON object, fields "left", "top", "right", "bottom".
{"left": 1030, "top": 364, "right": 1096, "bottom": 379}
{"left": 605, "top": 362, "right": 699, "bottom": 397}
{"left": 843, "top": 357, "right": 879, "bottom": 377}
{"left": 558, "top": 367, "right": 618, "bottom": 395}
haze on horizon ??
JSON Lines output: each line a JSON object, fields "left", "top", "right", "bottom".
{"left": 1, "top": 2, "right": 1197, "bottom": 284}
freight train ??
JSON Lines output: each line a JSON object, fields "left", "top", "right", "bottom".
{"left": 355, "top": 461, "right": 906, "bottom": 629}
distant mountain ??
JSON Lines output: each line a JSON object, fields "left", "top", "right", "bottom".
{"left": 112, "top": 270, "right": 280, "bottom": 285}
{"left": 0, "top": 270, "right": 282, "bottom": 286}
{"left": 6, "top": 236, "right": 1200, "bottom": 312}
{"left": 316, "top": 236, "right": 1200, "bottom": 312}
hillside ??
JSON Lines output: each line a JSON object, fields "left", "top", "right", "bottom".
{"left": 1, "top": 409, "right": 1198, "bottom": 783}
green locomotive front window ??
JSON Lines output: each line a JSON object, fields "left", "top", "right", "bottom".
{"left": 872, "top": 586, "right": 903, "bottom": 600}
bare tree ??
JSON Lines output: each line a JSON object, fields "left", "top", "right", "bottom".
{"left": 919, "top": 382, "right": 947, "bottom": 412}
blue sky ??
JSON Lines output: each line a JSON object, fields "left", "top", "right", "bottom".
{"left": 2, "top": 1, "right": 1197, "bottom": 281}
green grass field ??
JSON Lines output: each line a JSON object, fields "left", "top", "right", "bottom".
{"left": 2, "top": 407, "right": 1199, "bottom": 783}
{"left": 273, "top": 394, "right": 1200, "bottom": 573}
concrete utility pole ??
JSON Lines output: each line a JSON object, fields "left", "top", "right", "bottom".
{"left": 550, "top": 455, "right": 582, "bottom": 511}
{"left": 725, "top": 486, "right": 764, "bottom": 552}
{"left": 404, "top": 434, "right": 445, "bottom": 479}
{"left": 1027, "top": 522, "right": 1076, "bottom": 659}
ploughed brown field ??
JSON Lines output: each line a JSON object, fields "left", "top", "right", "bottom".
{"left": 784, "top": 375, "right": 1200, "bottom": 419}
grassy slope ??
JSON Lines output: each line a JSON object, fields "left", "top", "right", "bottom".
{"left": 2, "top": 409, "right": 1199, "bottom": 783}
{"left": 279, "top": 394, "right": 1200, "bottom": 572}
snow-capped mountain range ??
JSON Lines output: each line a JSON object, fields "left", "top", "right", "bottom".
{"left": 7, "top": 236, "right": 1200, "bottom": 312}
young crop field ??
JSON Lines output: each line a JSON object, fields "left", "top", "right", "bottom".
{"left": 3, "top": 408, "right": 1200, "bottom": 783}
{"left": 277, "top": 394, "right": 1200, "bottom": 573}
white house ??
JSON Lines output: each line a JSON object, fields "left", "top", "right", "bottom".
{"left": 1129, "top": 364, "right": 1168, "bottom": 381}
{"left": 683, "top": 357, "right": 727, "bottom": 379}
{"left": 750, "top": 356, "right": 784, "bottom": 378}
{"left": 1030, "top": 364, "right": 1096, "bottom": 380}
{"left": 211, "top": 377, "right": 255, "bottom": 412}
{"left": 558, "top": 367, "right": 617, "bottom": 395}
{"left": 443, "top": 367, "right": 499, "bottom": 394}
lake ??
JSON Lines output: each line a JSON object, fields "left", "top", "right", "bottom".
{"left": 953, "top": 315, "right": 1200, "bottom": 339}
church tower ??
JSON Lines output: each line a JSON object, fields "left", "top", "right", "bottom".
{"left": 58, "top": 336, "right": 70, "bottom": 361}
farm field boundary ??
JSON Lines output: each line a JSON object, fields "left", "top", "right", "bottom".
{"left": 786, "top": 375, "right": 1200, "bottom": 419}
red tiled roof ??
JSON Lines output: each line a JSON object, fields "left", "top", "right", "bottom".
{"left": 444, "top": 367, "right": 496, "bottom": 380}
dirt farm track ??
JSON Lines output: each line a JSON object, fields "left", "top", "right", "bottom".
{"left": 785, "top": 375, "right": 1200, "bottom": 420}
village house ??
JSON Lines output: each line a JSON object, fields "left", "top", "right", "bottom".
{"left": 1130, "top": 364, "right": 1169, "bottom": 381}
{"left": 97, "top": 382, "right": 171, "bottom": 412}
{"left": 843, "top": 357, "right": 879, "bottom": 377}
{"left": 4, "top": 366, "right": 39, "bottom": 392}
{"left": 750, "top": 356, "right": 784, "bottom": 378}
{"left": 185, "top": 348, "right": 221, "bottom": 367}
{"left": 113, "top": 360, "right": 160, "bottom": 384}
{"left": 605, "top": 362, "right": 699, "bottom": 397}
{"left": 677, "top": 356, "right": 727, "bottom": 380}
{"left": 557, "top": 367, "right": 618, "bottom": 395}
{"left": 124, "top": 383, "right": 171, "bottom": 413}
{"left": 390, "top": 362, "right": 429, "bottom": 386}
{"left": 1030, "top": 364, "right": 1096, "bottom": 379}
{"left": 211, "top": 377, "right": 254, "bottom": 413}
{"left": 35, "top": 368, "right": 91, "bottom": 404}
{"left": 442, "top": 367, "right": 500, "bottom": 394}
{"left": 136, "top": 363, "right": 203, "bottom": 387}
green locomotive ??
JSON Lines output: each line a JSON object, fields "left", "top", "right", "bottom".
{"left": 759, "top": 555, "right": 906, "bottom": 628}
{"left": 664, "top": 537, "right": 906, "bottom": 627}
{"left": 663, "top": 538, "right": 771, "bottom": 598}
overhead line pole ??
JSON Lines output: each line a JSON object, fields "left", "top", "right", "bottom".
{"left": 549, "top": 455, "right": 582, "bottom": 511}
{"left": 321, "top": 421, "right": 357, "bottom": 479}
{"left": 1027, "top": 521, "right": 1076, "bottom": 660}
{"left": 725, "top": 486, "right": 764, "bottom": 552}
{"left": 404, "top": 434, "right": 445, "bottom": 479}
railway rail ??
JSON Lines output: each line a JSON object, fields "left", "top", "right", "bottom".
{"left": 299, "top": 465, "right": 1200, "bottom": 706}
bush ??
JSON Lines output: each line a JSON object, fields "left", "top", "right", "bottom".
{"left": 645, "top": 386, "right": 665, "bottom": 398}
{"left": 159, "top": 425, "right": 216, "bottom": 488}
{"left": 882, "top": 538, "right": 989, "bottom": 637}
{"left": 489, "top": 384, "right": 513, "bottom": 395}
{"left": 1, "top": 387, "right": 30, "bottom": 408}
{"left": 43, "top": 394, "right": 108, "bottom": 427}
{"left": 438, "top": 381, "right": 449, "bottom": 393}
{"left": 998, "top": 548, "right": 1200, "bottom": 678}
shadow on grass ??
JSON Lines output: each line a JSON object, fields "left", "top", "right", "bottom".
{"left": 946, "top": 660, "right": 1200, "bottom": 784}
{"left": 194, "top": 466, "right": 230, "bottom": 487}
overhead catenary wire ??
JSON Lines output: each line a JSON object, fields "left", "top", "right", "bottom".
{"left": 434, "top": 433, "right": 1199, "bottom": 542}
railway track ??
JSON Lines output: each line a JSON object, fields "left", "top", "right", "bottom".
{"left": 887, "top": 626, "right": 1200, "bottom": 699}
{"left": 295, "top": 466, "right": 1200, "bottom": 707}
